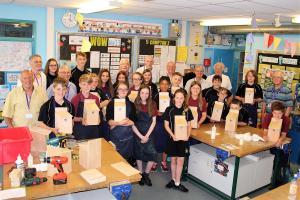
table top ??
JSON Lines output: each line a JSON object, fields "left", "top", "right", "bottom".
{"left": 191, "top": 123, "right": 289, "bottom": 157}
{"left": 252, "top": 179, "right": 300, "bottom": 200}
{"left": 3, "top": 139, "right": 141, "bottom": 199}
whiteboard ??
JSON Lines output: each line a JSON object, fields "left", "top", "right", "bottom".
{"left": 0, "top": 41, "right": 32, "bottom": 71}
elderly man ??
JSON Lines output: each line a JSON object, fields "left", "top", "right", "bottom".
{"left": 17, "top": 54, "right": 47, "bottom": 91}
{"left": 185, "top": 65, "right": 209, "bottom": 93}
{"left": 262, "top": 70, "right": 293, "bottom": 118}
{"left": 165, "top": 61, "right": 183, "bottom": 88}
{"left": 206, "top": 62, "right": 232, "bottom": 90}
{"left": 136, "top": 56, "right": 159, "bottom": 83}
{"left": 3, "top": 70, "right": 48, "bottom": 127}
{"left": 47, "top": 64, "right": 77, "bottom": 101}
{"left": 119, "top": 58, "right": 132, "bottom": 84}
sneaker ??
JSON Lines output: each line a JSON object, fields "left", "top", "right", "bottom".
{"left": 138, "top": 174, "right": 144, "bottom": 186}
{"left": 161, "top": 161, "right": 168, "bottom": 172}
{"left": 143, "top": 173, "right": 152, "bottom": 186}
{"left": 165, "top": 180, "right": 175, "bottom": 188}
{"left": 175, "top": 184, "right": 189, "bottom": 192}
{"left": 151, "top": 163, "right": 158, "bottom": 172}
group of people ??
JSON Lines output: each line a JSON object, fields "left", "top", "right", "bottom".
{"left": 2, "top": 53, "right": 294, "bottom": 191}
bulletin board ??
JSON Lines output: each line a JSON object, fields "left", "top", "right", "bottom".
{"left": 256, "top": 51, "right": 300, "bottom": 94}
{"left": 58, "top": 33, "right": 133, "bottom": 81}
{"left": 138, "top": 38, "right": 177, "bottom": 74}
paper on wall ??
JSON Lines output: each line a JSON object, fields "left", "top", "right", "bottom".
{"left": 90, "top": 51, "right": 100, "bottom": 68}
{"left": 69, "top": 36, "right": 89, "bottom": 45}
{"left": 71, "top": 53, "right": 76, "bottom": 63}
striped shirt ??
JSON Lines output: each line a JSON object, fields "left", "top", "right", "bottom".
{"left": 264, "top": 86, "right": 293, "bottom": 113}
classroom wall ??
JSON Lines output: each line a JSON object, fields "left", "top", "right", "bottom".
{"left": 243, "top": 33, "right": 300, "bottom": 70}
{"left": 0, "top": 4, "right": 47, "bottom": 63}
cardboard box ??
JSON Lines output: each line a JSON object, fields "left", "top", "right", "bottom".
{"left": 30, "top": 126, "right": 51, "bottom": 154}
{"left": 114, "top": 99, "right": 126, "bottom": 122}
{"left": 55, "top": 107, "right": 73, "bottom": 134}
{"left": 79, "top": 139, "right": 101, "bottom": 169}
{"left": 268, "top": 118, "right": 283, "bottom": 142}
{"left": 128, "top": 91, "right": 138, "bottom": 103}
{"left": 90, "top": 92, "right": 101, "bottom": 102}
{"left": 159, "top": 92, "right": 170, "bottom": 112}
{"left": 175, "top": 115, "right": 188, "bottom": 140}
{"left": 225, "top": 109, "right": 239, "bottom": 132}
{"left": 211, "top": 101, "right": 224, "bottom": 122}
{"left": 245, "top": 88, "right": 254, "bottom": 104}
{"left": 46, "top": 145, "right": 72, "bottom": 177}
{"left": 189, "top": 106, "right": 198, "bottom": 129}
{"left": 83, "top": 99, "right": 100, "bottom": 125}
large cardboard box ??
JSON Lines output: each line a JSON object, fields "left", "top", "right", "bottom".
{"left": 30, "top": 126, "right": 51, "bottom": 154}
{"left": 46, "top": 146, "right": 72, "bottom": 177}
{"left": 245, "top": 88, "right": 254, "bottom": 104}
{"left": 114, "top": 99, "right": 126, "bottom": 122}
{"left": 128, "top": 91, "right": 138, "bottom": 103}
{"left": 159, "top": 92, "right": 170, "bottom": 112}
{"left": 211, "top": 101, "right": 224, "bottom": 122}
{"left": 175, "top": 115, "right": 188, "bottom": 141}
{"left": 268, "top": 118, "right": 283, "bottom": 142}
{"left": 79, "top": 139, "right": 101, "bottom": 169}
{"left": 55, "top": 107, "right": 73, "bottom": 134}
{"left": 83, "top": 99, "right": 100, "bottom": 125}
{"left": 225, "top": 109, "right": 239, "bottom": 132}
{"left": 189, "top": 106, "right": 198, "bottom": 129}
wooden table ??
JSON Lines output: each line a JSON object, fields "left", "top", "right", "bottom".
{"left": 2, "top": 139, "right": 141, "bottom": 199}
{"left": 252, "top": 179, "right": 300, "bottom": 200}
{"left": 187, "top": 123, "right": 290, "bottom": 200}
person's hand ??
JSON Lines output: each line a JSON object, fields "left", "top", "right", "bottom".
{"left": 51, "top": 127, "right": 59, "bottom": 135}
{"left": 172, "top": 134, "right": 177, "bottom": 141}
{"left": 263, "top": 135, "right": 268, "bottom": 142}
{"left": 184, "top": 136, "right": 189, "bottom": 141}
{"left": 141, "top": 135, "right": 149, "bottom": 143}
{"left": 81, "top": 118, "right": 87, "bottom": 126}
{"left": 210, "top": 119, "right": 216, "bottom": 123}
{"left": 275, "top": 139, "right": 283, "bottom": 147}
{"left": 241, "top": 98, "right": 245, "bottom": 104}
{"left": 125, "top": 119, "right": 134, "bottom": 126}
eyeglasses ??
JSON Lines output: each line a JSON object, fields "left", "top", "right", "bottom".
{"left": 118, "top": 88, "right": 128, "bottom": 92}
{"left": 133, "top": 78, "right": 141, "bottom": 81}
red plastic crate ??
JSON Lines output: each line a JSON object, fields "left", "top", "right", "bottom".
{"left": 0, "top": 127, "right": 32, "bottom": 164}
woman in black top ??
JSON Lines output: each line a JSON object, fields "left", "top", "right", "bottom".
{"left": 44, "top": 58, "right": 58, "bottom": 89}
{"left": 235, "top": 70, "right": 263, "bottom": 127}
{"left": 142, "top": 69, "right": 158, "bottom": 99}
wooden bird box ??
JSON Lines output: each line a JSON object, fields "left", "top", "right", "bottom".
{"left": 90, "top": 92, "right": 101, "bottom": 102}
{"left": 211, "top": 101, "right": 224, "bottom": 122}
{"left": 55, "top": 107, "right": 73, "bottom": 135}
{"left": 225, "top": 109, "right": 239, "bottom": 132}
{"left": 159, "top": 92, "right": 170, "bottom": 112}
{"left": 128, "top": 91, "right": 138, "bottom": 103}
{"left": 79, "top": 139, "right": 101, "bottom": 169}
{"left": 268, "top": 118, "right": 283, "bottom": 142}
{"left": 83, "top": 99, "right": 100, "bottom": 125}
{"left": 245, "top": 88, "right": 254, "bottom": 104}
{"left": 189, "top": 106, "right": 198, "bottom": 129}
{"left": 114, "top": 99, "right": 126, "bottom": 122}
{"left": 46, "top": 146, "right": 72, "bottom": 177}
{"left": 174, "top": 115, "right": 188, "bottom": 141}
{"left": 30, "top": 126, "right": 51, "bottom": 154}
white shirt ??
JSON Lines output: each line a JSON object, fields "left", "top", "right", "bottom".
{"left": 185, "top": 78, "right": 210, "bottom": 94}
{"left": 17, "top": 71, "right": 47, "bottom": 91}
{"left": 206, "top": 74, "right": 232, "bottom": 90}
{"left": 136, "top": 65, "right": 160, "bottom": 83}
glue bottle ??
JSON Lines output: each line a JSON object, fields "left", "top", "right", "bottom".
{"left": 15, "top": 154, "right": 24, "bottom": 170}
{"left": 27, "top": 153, "right": 33, "bottom": 168}
{"left": 211, "top": 125, "right": 216, "bottom": 139}
{"left": 288, "top": 174, "right": 298, "bottom": 200}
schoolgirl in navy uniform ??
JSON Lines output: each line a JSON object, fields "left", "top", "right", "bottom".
{"left": 132, "top": 85, "right": 158, "bottom": 186}
{"left": 164, "top": 88, "right": 193, "bottom": 192}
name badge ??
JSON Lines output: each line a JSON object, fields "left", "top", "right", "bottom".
{"left": 25, "top": 113, "right": 33, "bottom": 119}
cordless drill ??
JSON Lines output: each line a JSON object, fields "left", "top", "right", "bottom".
{"left": 21, "top": 177, "right": 48, "bottom": 186}
{"left": 44, "top": 156, "right": 68, "bottom": 185}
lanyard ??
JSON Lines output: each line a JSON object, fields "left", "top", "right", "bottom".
{"left": 66, "top": 85, "right": 70, "bottom": 100}
{"left": 33, "top": 73, "right": 40, "bottom": 86}
{"left": 271, "top": 86, "right": 281, "bottom": 101}
{"left": 25, "top": 93, "right": 31, "bottom": 110}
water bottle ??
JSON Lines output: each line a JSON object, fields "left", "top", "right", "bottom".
{"left": 288, "top": 174, "right": 298, "bottom": 200}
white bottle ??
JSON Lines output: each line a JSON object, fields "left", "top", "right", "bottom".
{"left": 27, "top": 153, "right": 33, "bottom": 168}
{"left": 211, "top": 125, "right": 216, "bottom": 140}
{"left": 288, "top": 174, "right": 298, "bottom": 200}
{"left": 15, "top": 154, "right": 24, "bottom": 170}
{"left": 239, "top": 137, "right": 244, "bottom": 145}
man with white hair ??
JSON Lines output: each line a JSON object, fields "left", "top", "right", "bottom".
{"left": 47, "top": 64, "right": 77, "bottom": 102}
{"left": 136, "top": 56, "right": 160, "bottom": 83}
{"left": 119, "top": 58, "right": 132, "bottom": 84}
{"left": 3, "top": 70, "right": 48, "bottom": 127}
{"left": 206, "top": 62, "right": 232, "bottom": 90}
{"left": 262, "top": 70, "right": 293, "bottom": 117}
{"left": 185, "top": 65, "right": 209, "bottom": 93}
{"left": 17, "top": 54, "right": 47, "bottom": 91}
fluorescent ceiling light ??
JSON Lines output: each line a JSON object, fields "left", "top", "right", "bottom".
{"left": 77, "top": 0, "right": 122, "bottom": 13}
{"left": 200, "top": 18, "right": 252, "bottom": 26}
{"left": 292, "top": 16, "right": 300, "bottom": 23}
